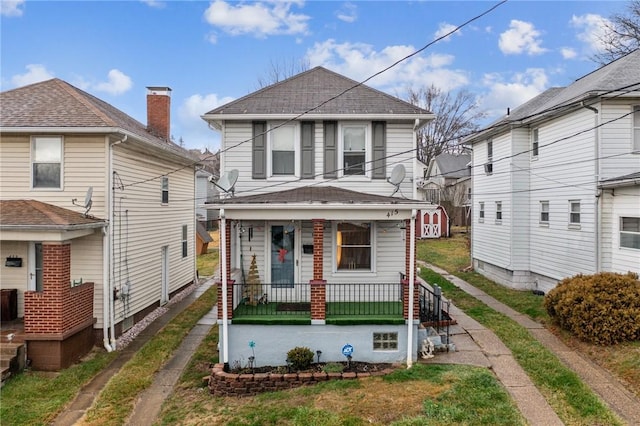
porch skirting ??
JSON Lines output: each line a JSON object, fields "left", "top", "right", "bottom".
{"left": 25, "top": 320, "right": 95, "bottom": 371}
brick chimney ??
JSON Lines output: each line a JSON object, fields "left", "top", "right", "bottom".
{"left": 146, "top": 86, "right": 171, "bottom": 141}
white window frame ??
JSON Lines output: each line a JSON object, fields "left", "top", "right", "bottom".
{"left": 539, "top": 200, "right": 549, "bottom": 225}
{"left": 485, "top": 139, "right": 494, "bottom": 175}
{"left": 633, "top": 105, "right": 640, "bottom": 152}
{"left": 267, "top": 122, "right": 300, "bottom": 179}
{"left": 478, "top": 202, "right": 485, "bottom": 223}
{"left": 620, "top": 217, "right": 640, "bottom": 250}
{"left": 569, "top": 200, "right": 581, "bottom": 227}
{"left": 495, "top": 201, "right": 502, "bottom": 223}
{"left": 31, "top": 136, "right": 63, "bottom": 190}
{"left": 161, "top": 176, "right": 169, "bottom": 204}
{"left": 531, "top": 128, "right": 539, "bottom": 159}
{"left": 339, "top": 122, "right": 371, "bottom": 179}
{"left": 333, "top": 221, "right": 375, "bottom": 273}
{"left": 181, "top": 225, "right": 188, "bottom": 258}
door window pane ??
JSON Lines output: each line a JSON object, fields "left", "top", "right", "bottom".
{"left": 271, "top": 225, "right": 295, "bottom": 287}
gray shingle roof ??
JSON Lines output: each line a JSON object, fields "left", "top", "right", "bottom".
{"left": 0, "top": 78, "right": 197, "bottom": 162}
{"left": 0, "top": 200, "right": 106, "bottom": 230}
{"left": 211, "top": 186, "right": 424, "bottom": 206}
{"left": 434, "top": 153, "right": 471, "bottom": 178}
{"left": 204, "top": 66, "right": 431, "bottom": 117}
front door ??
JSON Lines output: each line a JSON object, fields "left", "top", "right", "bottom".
{"left": 270, "top": 224, "right": 296, "bottom": 288}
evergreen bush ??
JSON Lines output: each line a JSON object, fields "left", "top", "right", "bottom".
{"left": 286, "top": 346, "right": 314, "bottom": 371}
{"left": 544, "top": 272, "right": 640, "bottom": 345}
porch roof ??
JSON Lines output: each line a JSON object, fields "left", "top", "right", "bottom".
{"left": 0, "top": 200, "right": 106, "bottom": 241}
{"left": 205, "top": 186, "right": 434, "bottom": 220}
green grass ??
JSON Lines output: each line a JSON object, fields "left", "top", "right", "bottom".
{"left": 0, "top": 350, "right": 118, "bottom": 426}
{"left": 82, "top": 285, "right": 217, "bottom": 426}
{"left": 421, "top": 268, "right": 622, "bottom": 425}
{"left": 197, "top": 247, "right": 219, "bottom": 277}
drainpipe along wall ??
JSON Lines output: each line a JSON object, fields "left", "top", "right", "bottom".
{"left": 220, "top": 209, "right": 229, "bottom": 368}
{"left": 406, "top": 208, "right": 417, "bottom": 368}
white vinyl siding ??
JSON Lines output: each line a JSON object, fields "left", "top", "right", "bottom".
{"left": 112, "top": 145, "right": 195, "bottom": 321}
{"left": 599, "top": 102, "right": 640, "bottom": 179}
{"left": 221, "top": 121, "right": 415, "bottom": 197}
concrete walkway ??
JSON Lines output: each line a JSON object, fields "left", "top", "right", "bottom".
{"left": 51, "top": 278, "right": 216, "bottom": 426}
{"left": 422, "top": 262, "right": 640, "bottom": 426}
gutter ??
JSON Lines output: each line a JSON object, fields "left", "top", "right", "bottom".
{"left": 582, "top": 102, "right": 600, "bottom": 272}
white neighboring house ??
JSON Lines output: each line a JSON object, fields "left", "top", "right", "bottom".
{"left": 464, "top": 50, "right": 640, "bottom": 293}
{"left": 0, "top": 80, "right": 197, "bottom": 370}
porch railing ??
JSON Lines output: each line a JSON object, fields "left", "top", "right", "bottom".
{"left": 417, "top": 281, "right": 451, "bottom": 341}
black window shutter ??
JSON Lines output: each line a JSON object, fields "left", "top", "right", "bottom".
{"left": 301, "top": 121, "right": 315, "bottom": 179}
{"left": 323, "top": 121, "right": 337, "bottom": 178}
{"left": 252, "top": 121, "right": 266, "bottom": 179}
{"left": 372, "top": 121, "right": 386, "bottom": 179}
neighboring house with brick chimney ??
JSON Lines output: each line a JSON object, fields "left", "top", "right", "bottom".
{"left": 202, "top": 66, "right": 437, "bottom": 367}
{"left": 0, "top": 79, "right": 197, "bottom": 370}
{"left": 464, "top": 49, "right": 640, "bottom": 293}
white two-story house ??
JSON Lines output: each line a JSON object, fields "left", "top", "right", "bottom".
{"left": 465, "top": 49, "right": 640, "bottom": 292}
{"left": 0, "top": 79, "right": 197, "bottom": 370}
{"left": 202, "top": 66, "right": 435, "bottom": 367}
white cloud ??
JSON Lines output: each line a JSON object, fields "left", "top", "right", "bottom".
{"left": 176, "top": 93, "right": 235, "bottom": 150}
{"left": 480, "top": 68, "right": 548, "bottom": 119}
{"left": 93, "top": 69, "right": 133, "bottom": 95}
{"left": 11, "top": 64, "right": 54, "bottom": 87}
{"left": 434, "top": 23, "right": 461, "bottom": 42}
{"left": 203, "top": 0, "right": 310, "bottom": 39}
{"left": 570, "top": 14, "right": 611, "bottom": 54}
{"left": 499, "top": 20, "right": 547, "bottom": 55}
{"left": 140, "top": 0, "right": 165, "bottom": 8}
{"left": 560, "top": 47, "right": 577, "bottom": 59}
{"left": 305, "top": 39, "right": 469, "bottom": 94}
{"left": 0, "top": 0, "right": 25, "bottom": 17}
{"left": 336, "top": 2, "right": 357, "bottom": 23}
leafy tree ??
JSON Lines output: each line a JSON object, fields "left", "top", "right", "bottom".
{"left": 408, "top": 85, "right": 485, "bottom": 166}
{"left": 593, "top": 0, "right": 640, "bottom": 65}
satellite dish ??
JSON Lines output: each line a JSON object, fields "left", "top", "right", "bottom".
{"left": 210, "top": 169, "right": 239, "bottom": 196}
{"left": 387, "top": 164, "right": 406, "bottom": 196}
{"left": 72, "top": 186, "right": 93, "bottom": 216}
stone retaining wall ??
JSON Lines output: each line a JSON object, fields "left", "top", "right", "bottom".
{"left": 208, "top": 363, "right": 396, "bottom": 397}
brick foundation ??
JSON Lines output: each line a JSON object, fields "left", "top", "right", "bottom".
{"left": 208, "top": 363, "right": 396, "bottom": 397}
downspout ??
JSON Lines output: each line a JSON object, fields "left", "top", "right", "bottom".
{"left": 582, "top": 102, "right": 600, "bottom": 272}
{"left": 220, "top": 208, "right": 229, "bottom": 368}
{"left": 406, "top": 208, "right": 417, "bottom": 368}
{"left": 104, "top": 134, "right": 126, "bottom": 351}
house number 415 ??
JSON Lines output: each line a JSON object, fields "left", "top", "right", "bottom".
{"left": 386, "top": 209, "right": 399, "bottom": 218}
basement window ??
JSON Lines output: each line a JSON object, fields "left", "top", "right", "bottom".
{"left": 373, "top": 332, "right": 398, "bottom": 351}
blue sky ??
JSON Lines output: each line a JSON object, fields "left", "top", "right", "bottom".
{"left": 0, "top": 0, "right": 627, "bottom": 151}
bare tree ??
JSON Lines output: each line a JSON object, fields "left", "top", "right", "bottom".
{"left": 408, "top": 85, "right": 485, "bottom": 166}
{"left": 256, "top": 57, "right": 311, "bottom": 89}
{"left": 593, "top": 0, "right": 640, "bottom": 65}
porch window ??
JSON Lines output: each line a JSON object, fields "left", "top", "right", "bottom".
{"left": 161, "top": 176, "right": 169, "bottom": 204}
{"left": 32, "top": 136, "right": 62, "bottom": 189}
{"left": 269, "top": 123, "right": 298, "bottom": 176}
{"left": 373, "top": 332, "right": 398, "bottom": 350}
{"left": 633, "top": 105, "right": 640, "bottom": 151}
{"left": 341, "top": 123, "right": 368, "bottom": 176}
{"left": 336, "top": 222, "right": 371, "bottom": 271}
{"left": 620, "top": 217, "right": 640, "bottom": 249}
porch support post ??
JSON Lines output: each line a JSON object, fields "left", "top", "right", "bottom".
{"left": 216, "top": 219, "right": 234, "bottom": 321}
{"left": 219, "top": 210, "right": 229, "bottom": 368}
{"left": 310, "top": 218, "right": 326, "bottom": 323}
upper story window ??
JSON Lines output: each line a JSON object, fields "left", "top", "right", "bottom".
{"left": 484, "top": 140, "right": 493, "bottom": 175}
{"left": 341, "top": 123, "right": 369, "bottom": 176}
{"left": 569, "top": 200, "right": 581, "bottom": 226}
{"left": 620, "top": 217, "right": 640, "bottom": 249}
{"left": 540, "top": 200, "right": 549, "bottom": 224}
{"left": 268, "top": 123, "right": 299, "bottom": 177}
{"left": 161, "top": 176, "right": 169, "bottom": 204}
{"left": 531, "top": 128, "right": 539, "bottom": 159}
{"left": 335, "top": 222, "right": 372, "bottom": 271}
{"left": 32, "top": 136, "right": 63, "bottom": 189}
{"left": 479, "top": 202, "right": 485, "bottom": 222}
{"left": 633, "top": 105, "right": 640, "bottom": 152}
{"left": 495, "top": 201, "right": 502, "bottom": 222}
